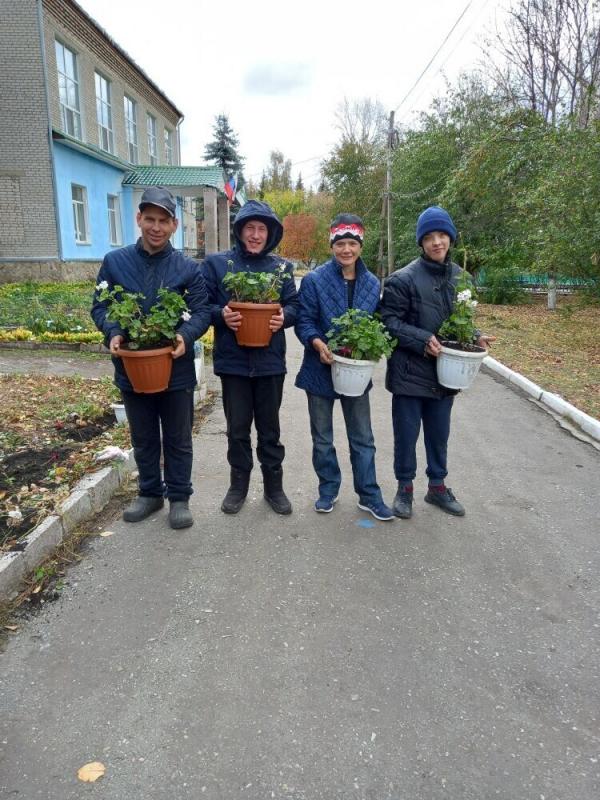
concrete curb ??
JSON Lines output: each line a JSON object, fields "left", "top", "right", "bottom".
{"left": 0, "top": 452, "right": 135, "bottom": 603}
{"left": 483, "top": 356, "right": 600, "bottom": 443}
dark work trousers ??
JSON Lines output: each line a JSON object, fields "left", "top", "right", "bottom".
{"left": 220, "top": 374, "right": 285, "bottom": 473}
{"left": 122, "top": 388, "right": 194, "bottom": 501}
{"left": 392, "top": 394, "right": 454, "bottom": 484}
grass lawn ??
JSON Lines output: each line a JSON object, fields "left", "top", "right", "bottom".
{"left": 477, "top": 296, "right": 600, "bottom": 419}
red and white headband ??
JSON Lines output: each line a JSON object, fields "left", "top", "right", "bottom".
{"left": 329, "top": 223, "right": 364, "bottom": 244}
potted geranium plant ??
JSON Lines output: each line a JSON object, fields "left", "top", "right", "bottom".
{"left": 436, "top": 272, "right": 488, "bottom": 390}
{"left": 96, "top": 281, "right": 190, "bottom": 393}
{"left": 222, "top": 261, "right": 290, "bottom": 347}
{"left": 326, "top": 309, "right": 396, "bottom": 396}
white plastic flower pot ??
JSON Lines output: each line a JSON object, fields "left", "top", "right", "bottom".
{"left": 331, "top": 354, "right": 377, "bottom": 397}
{"left": 436, "top": 343, "right": 487, "bottom": 390}
{"left": 111, "top": 403, "right": 127, "bottom": 425}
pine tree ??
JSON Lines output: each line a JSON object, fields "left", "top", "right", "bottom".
{"left": 295, "top": 172, "right": 305, "bottom": 192}
{"left": 204, "top": 114, "right": 245, "bottom": 185}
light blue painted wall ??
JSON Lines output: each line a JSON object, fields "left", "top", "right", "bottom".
{"left": 53, "top": 142, "right": 184, "bottom": 258}
{"left": 53, "top": 143, "right": 131, "bottom": 260}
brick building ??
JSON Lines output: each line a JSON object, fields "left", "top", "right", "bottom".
{"left": 0, "top": 0, "right": 231, "bottom": 282}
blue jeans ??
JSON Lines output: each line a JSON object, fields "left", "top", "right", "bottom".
{"left": 392, "top": 394, "right": 454, "bottom": 484}
{"left": 306, "top": 392, "right": 384, "bottom": 505}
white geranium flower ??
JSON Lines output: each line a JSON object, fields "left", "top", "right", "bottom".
{"left": 96, "top": 280, "right": 109, "bottom": 291}
{"left": 469, "top": 299, "right": 478, "bottom": 308}
{"left": 181, "top": 311, "right": 191, "bottom": 322}
{"left": 457, "top": 289, "right": 472, "bottom": 302}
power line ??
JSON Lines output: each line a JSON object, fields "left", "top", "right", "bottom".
{"left": 392, "top": 0, "right": 475, "bottom": 114}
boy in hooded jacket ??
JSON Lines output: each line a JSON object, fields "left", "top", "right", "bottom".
{"left": 200, "top": 200, "right": 299, "bottom": 515}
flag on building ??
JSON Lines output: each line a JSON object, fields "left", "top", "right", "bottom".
{"left": 224, "top": 173, "right": 237, "bottom": 205}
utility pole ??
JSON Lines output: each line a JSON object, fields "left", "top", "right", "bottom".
{"left": 386, "top": 110, "right": 395, "bottom": 279}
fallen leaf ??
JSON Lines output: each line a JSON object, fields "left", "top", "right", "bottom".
{"left": 99, "top": 531, "right": 115, "bottom": 537}
{"left": 77, "top": 761, "right": 105, "bottom": 782}
{"left": 3, "top": 624, "right": 19, "bottom": 632}
{"left": 32, "top": 585, "right": 42, "bottom": 594}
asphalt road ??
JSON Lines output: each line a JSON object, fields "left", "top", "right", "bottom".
{"left": 1, "top": 333, "right": 599, "bottom": 799}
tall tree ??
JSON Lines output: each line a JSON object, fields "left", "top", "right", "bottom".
{"left": 486, "top": 0, "right": 600, "bottom": 127}
{"left": 204, "top": 114, "right": 245, "bottom": 184}
{"left": 263, "top": 150, "right": 293, "bottom": 192}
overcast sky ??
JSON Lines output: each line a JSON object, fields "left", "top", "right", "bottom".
{"left": 76, "top": 0, "right": 503, "bottom": 187}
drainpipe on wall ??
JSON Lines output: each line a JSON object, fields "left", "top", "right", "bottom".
{"left": 36, "top": 0, "right": 63, "bottom": 260}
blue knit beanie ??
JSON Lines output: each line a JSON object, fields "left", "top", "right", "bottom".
{"left": 416, "top": 206, "right": 457, "bottom": 246}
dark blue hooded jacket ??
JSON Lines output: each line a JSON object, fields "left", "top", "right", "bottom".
{"left": 91, "top": 240, "right": 210, "bottom": 392}
{"left": 295, "top": 256, "right": 381, "bottom": 398}
{"left": 200, "top": 200, "right": 298, "bottom": 377}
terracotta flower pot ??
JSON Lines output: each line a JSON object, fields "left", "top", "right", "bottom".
{"left": 116, "top": 344, "right": 174, "bottom": 393}
{"left": 229, "top": 301, "right": 280, "bottom": 347}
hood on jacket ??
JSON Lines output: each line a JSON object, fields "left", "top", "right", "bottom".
{"left": 232, "top": 200, "right": 283, "bottom": 256}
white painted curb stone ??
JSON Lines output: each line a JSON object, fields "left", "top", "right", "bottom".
{"left": 0, "top": 450, "right": 135, "bottom": 603}
{"left": 483, "top": 356, "right": 600, "bottom": 443}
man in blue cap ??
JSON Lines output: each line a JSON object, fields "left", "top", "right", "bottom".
{"left": 380, "top": 206, "right": 494, "bottom": 520}
{"left": 92, "top": 186, "right": 210, "bottom": 530}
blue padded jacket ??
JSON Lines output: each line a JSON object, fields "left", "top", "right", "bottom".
{"left": 91, "top": 240, "right": 210, "bottom": 392}
{"left": 294, "top": 257, "right": 381, "bottom": 399}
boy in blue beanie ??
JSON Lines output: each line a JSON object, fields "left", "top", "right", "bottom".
{"left": 380, "top": 206, "right": 494, "bottom": 519}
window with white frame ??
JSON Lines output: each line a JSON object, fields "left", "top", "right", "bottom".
{"left": 124, "top": 96, "right": 138, "bottom": 164}
{"left": 164, "top": 127, "right": 174, "bottom": 165}
{"left": 95, "top": 72, "right": 114, "bottom": 153}
{"left": 71, "top": 184, "right": 89, "bottom": 243}
{"left": 147, "top": 114, "right": 158, "bottom": 165}
{"left": 55, "top": 40, "right": 81, "bottom": 138}
{"left": 107, "top": 194, "right": 122, "bottom": 245}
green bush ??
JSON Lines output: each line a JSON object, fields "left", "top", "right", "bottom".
{"left": 478, "top": 271, "right": 529, "bottom": 305}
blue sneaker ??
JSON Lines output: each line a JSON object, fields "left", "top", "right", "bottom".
{"left": 315, "top": 495, "right": 338, "bottom": 513}
{"left": 357, "top": 501, "right": 395, "bottom": 521}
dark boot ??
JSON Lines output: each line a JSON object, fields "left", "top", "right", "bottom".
{"left": 424, "top": 486, "right": 465, "bottom": 516}
{"left": 393, "top": 484, "right": 414, "bottom": 519}
{"left": 262, "top": 466, "right": 292, "bottom": 515}
{"left": 221, "top": 469, "right": 251, "bottom": 514}
{"left": 123, "top": 495, "right": 164, "bottom": 522}
{"left": 169, "top": 500, "right": 194, "bottom": 529}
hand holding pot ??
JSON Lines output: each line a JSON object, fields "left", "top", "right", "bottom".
{"left": 222, "top": 304, "right": 242, "bottom": 331}
{"left": 269, "top": 308, "right": 285, "bottom": 332}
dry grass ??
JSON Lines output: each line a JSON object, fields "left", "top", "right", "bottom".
{"left": 477, "top": 296, "right": 600, "bottom": 419}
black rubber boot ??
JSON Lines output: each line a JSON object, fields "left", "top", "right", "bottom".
{"left": 221, "top": 470, "right": 251, "bottom": 514}
{"left": 262, "top": 466, "right": 292, "bottom": 515}
{"left": 122, "top": 495, "right": 164, "bottom": 522}
{"left": 169, "top": 500, "right": 194, "bottom": 529}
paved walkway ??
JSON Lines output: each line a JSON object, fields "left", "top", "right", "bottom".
{"left": 1, "top": 334, "right": 599, "bottom": 799}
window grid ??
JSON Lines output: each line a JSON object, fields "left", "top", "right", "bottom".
{"left": 71, "top": 184, "right": 89, "bottom": 243}
{"left": 95, "top": 72, "right": 114, "bottom": 153}
{"left": 55, "top": 40, "right": 81, "bottom": 139}
{"left": 147, "top": 114, "right": 158, "bottom": 165}
{"left": 124, "top": 96, "right": 138, "bottom": 164}
{"left": 164, "top": 128, "right": 174, "bottom": 165}
{"left": 107, "top": 194, "right": 122, "bottom": 245}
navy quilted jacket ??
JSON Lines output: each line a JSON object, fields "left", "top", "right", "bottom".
{"left": 295, "top": 257, "right": 381, "bottom": 398}
{"left": 200, "top": 201, "right": 298, "bottom": 377}
{"left": 91, "top": 240, "right": 210, "bottom": 392}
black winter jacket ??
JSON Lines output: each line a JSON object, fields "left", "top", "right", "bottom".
{"left": 380, "top": 255, "right": 462, "bottom": 398}
{"left": 200, "top": 201, "right": 298, "bottom": 377}
{"left": 91, "top": 240, "right": 210, "bottom": 392}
